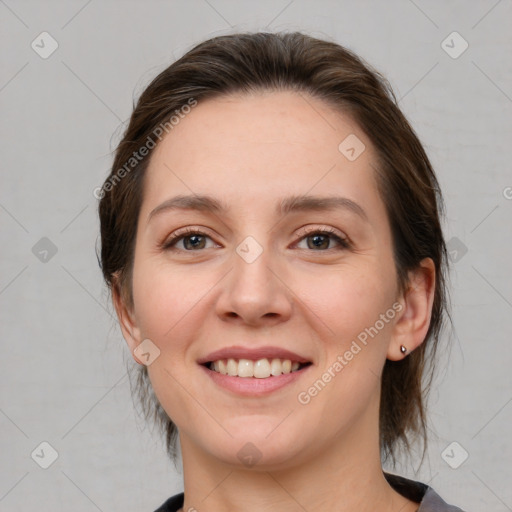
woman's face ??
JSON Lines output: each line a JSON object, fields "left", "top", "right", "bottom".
{"left": 118, "top": 90, "right": 410, "bottom": 469}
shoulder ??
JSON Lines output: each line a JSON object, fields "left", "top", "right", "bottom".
{"left": 384, "top": 472, "right": 468, "bottom": 512}
{"left": 420, "top": 486, "right": 467, "bottom": 511}
{"left": 154, "top": 477, "right": 468, "bottom": 512}
{"left": 153, "top": 492, "right": 184, "bottom": 512}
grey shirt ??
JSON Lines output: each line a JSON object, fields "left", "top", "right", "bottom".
{"left": 154, "top": 472, "right": 467, "bottom": 511}
{"left": 384, "top": 472, "right": 467, "bottom": 511}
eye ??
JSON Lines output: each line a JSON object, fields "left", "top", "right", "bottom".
{"left": 161, "top": 226, "right": 351, "bottom": 252}
{"left": 294, "top": 227, "right": 351, "bottom": 251}
{"left": 161, "top": 228, "right": 217, "bottom": 251}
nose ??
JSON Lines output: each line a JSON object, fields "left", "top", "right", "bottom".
{"left": 215, "top": 239, "right": 293, "bottom": 327}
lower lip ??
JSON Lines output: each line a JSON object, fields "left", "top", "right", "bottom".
{"left": 200, "top": 364, "right": 311, "bottom": 396}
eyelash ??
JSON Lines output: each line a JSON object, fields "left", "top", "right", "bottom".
{"left": 160, "top": 226, "right": 351, "bottom": 252}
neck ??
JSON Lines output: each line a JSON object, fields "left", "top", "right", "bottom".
{"left": 177, "top": 395, "right": 418, "bottom": 512}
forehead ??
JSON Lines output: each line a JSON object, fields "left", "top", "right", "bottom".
{"left": 142, "top": 90, "right": 386, "bottom": 224}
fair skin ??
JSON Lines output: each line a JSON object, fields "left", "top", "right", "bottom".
{"left": 113, "top": 90, "right": 435, "bottom": 512}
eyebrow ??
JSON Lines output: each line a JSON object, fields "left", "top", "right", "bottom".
{"left": 147, "top": 194, "right": 369, "bottom": 223}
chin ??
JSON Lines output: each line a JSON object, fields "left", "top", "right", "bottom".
{"left": 197, "top": 419, "right": 316, "bottom": 471}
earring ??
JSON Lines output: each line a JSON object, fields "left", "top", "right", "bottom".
{"left": 400, "top": 345, "right": 407, "bottom": 355}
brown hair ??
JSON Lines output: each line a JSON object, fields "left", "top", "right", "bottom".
{"left": 98, "top": 31, "right": 451, "bottom": 465}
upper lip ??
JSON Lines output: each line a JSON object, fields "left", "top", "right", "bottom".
{"left": 197, "top": 346, "right": 311, "bottom": 365}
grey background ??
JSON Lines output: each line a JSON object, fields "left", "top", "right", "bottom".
{"left": 1, "top": 1, "right": 511, "bottom": 511}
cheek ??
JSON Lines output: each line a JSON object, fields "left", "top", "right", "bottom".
{"left": 132, "top": 277, "right": 166, "bottom": 338}
{"left": 295, "top": 262, "right": 397, "bottom": 339}
{"left": 131, "top": 262, "right": 210, "bottom": 423}
{"left": 293, "top": 267, "right": 397, "bottom": 435}
{"left": 130, "top": 259, "right": 201, "bottom": 345}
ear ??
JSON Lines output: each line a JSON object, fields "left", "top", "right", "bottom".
{"left": 111, "top": 275, "right": 145, "bottom": 366}
{"left": 387, "top": 257, "right": 436, "bottom": 361}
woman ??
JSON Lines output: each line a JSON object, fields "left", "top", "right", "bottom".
{"left": 98, "top": 31, "right": 465, "bottom": 511}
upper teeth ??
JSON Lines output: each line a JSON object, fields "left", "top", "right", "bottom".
{"left": 210, "top": 358, "right": 301, "bottom": 378}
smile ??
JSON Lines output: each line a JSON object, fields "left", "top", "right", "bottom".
{"left": 205, "top": 358, "right": 311, "bottom": 378}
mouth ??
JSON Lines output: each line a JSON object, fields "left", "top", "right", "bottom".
{"left": 197, "top": 346, "right": 313, "bottom": 395}
{"left": 202, "top": 358, "right": 312, "bottom": 378}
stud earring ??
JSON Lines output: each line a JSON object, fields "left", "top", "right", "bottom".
{"left": 400, "top": 345, "right": 407, "bottom": 355}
